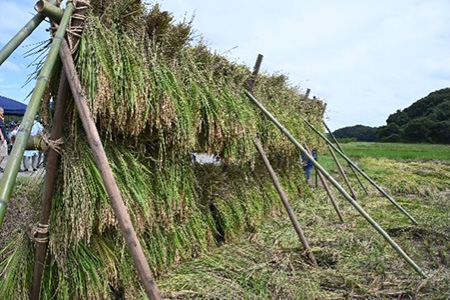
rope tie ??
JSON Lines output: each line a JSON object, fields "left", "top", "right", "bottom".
{"left": 33, "top": 133, "right": 64, "bottom": 153}
{"left": 30, "top": 223, "right": 50, "bottom": 244}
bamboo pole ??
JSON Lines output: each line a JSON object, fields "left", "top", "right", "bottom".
{"left": 30, "top": 70, "right": 70, "bottom": 300}
{"left": 247, "top": 54, "right": 317, "bottom": 266}
{"left": 316, "top": 166, "right": 345, "bottom": 223}
{"left": 304, "top": 145, "right": 344, "bottom": 223}
{"left": 245, "top": 90, "right": 426, "bottom": 278}
{"left": 327, "top": 144, "right": 358, "bottom": 200}
{"left": 59, "top": 39, "right": 162, "bottom": 300}
{"left": 304, "top": 119, "right": 418, "bottom": 225}
{"left": 0, "top": 0, "right": 58, "bottom": 66}
{"left": 24, "top": 135, "right": 46, "bottom": 151}
{"left": 0, "top": 2, "right": 74, "bottom": 230}
{"left": 253, "top": 138, "right": 318, "bottom": 267}
{"left": 35, "top": 0, "right": 64, "bottom": 22}
{"left": 323, "top": 121, "right": 368, "bottom": 195}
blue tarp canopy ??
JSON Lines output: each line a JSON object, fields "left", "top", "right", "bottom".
{"left": 0, "top": 95, "right": 27, "bottom": 116}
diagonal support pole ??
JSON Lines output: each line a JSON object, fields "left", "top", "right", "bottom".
{"left": 0, "top": 0, "right": 59, "bottom": 66}
{"left": 253, "top": 138, "right": 318, "bottom": 267}
{"left": 327, "top": 144, "right": 358, "bottom": 200}
{"left": 59, "top": 39, "right": 162, "bottom": 300}
{"left": 245, "top": 90, "right": 426, "bottom": 278}
{"left": 323, "top": 121, "right": 369, "bottom": 195}
{"left": 304, "top": 145, "right": 344, "bottom": 223}
{"left": 304, "top": 119, "right": 417, "bottom": 225}
{"left": 247, "top": 53, "right": 318, "bottom": 266}
{"left": 316, "top": 167, "right": 345, "bottom": 223}
{"left": 0, "top": 1, "right": 74, "bottom": 231}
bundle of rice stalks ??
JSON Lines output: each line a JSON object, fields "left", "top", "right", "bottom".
{"left": 64, "top": 0, "right": 325, "bottom": 164}
{"left": 1, "top": 0, "right": 327, "bottom": 298}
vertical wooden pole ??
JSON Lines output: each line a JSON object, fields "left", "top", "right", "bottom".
{"left": 254, "top": 138, "right": 318, "bottom": 267}
{"left": 59, "top": 40, "right": 162, "bottom": 300}
{"left": 303, "top": 88, "right": 311, "bottom": 100}
{"left": 30, "top": 71, "right": 70, "bottom": 300}
{"left": 246, "top": 54, "right": 263, "bottom": 91}
{"left": 327, "top": 144, "right": 358, "bottom": 200}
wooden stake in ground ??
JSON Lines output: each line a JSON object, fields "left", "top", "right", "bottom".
{"left": 59, "top": 39, "right": 162, "bottom": 300}
{"left": 253, "top": 138, "right": 318, "bottom": 267}
{"left": 30, "top": 71, "right": 70, "bottom": 300}
{"left": 327, "top": 144, "right": 358, "bottom": 200}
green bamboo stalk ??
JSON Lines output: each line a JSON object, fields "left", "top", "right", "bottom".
{"left": 0, "top": 0, "right": 58, "bottom": 66}
{"left": 245, "top": 90, "right": 426, "bottom": 278}
{"left": 327, "top": 144, "right": 358, "bottom": 200}
{"left": 35, "top": 0, "right": 64, "bottom": 22}
{"left": 304, "top": 145, "right": 345, "bottom": 223}
{"left": 0, "top": 2, "right": 74, "bottom": 230}
{"left": 323, "top": 121, "right": 369, "bottom": 195}
{"left": 304, "top": 119, "right": 418, "bottom": 225}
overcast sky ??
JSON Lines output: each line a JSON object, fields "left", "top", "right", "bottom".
{"left": 1, "top": 0, "right": 449, "bottom": 130}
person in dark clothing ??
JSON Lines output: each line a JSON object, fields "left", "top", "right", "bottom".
{"left": 301, "top": 149, "right": 317, "bottom": 184}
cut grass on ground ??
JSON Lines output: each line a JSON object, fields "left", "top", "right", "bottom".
{"left": 159, "top": 143, "right": 450, "bottom": 299}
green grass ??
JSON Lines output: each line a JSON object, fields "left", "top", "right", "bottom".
{"left": 315, "top": 142, "right": 450, "bottom": 180}
{"left": 338, "top": 142, "right": 450, "bottom": 161}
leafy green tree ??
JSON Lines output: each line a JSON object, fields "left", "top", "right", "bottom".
{"left": 401, "top": 118, "right": 433, "bottom": 143}
{"left": 378, "top": 88, "right": 450, "bottom": 144}
{"left": 333, "top": 125, "right": 378, "bottom": 142}
{"left": 377, "top": 123, "right": 401, "bottom": 142}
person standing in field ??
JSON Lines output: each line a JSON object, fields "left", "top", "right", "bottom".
{"left": 302, "top": 149, "right": 317, "bottom": 184}
{"left": 0, "top": 107, "right": 7, "bottom": 172}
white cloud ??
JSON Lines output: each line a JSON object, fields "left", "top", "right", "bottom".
{"left": 1, "top": 0, "right": 448, "bottom": 128}
{"left": 158, "top": 0, "right": 450, "bottom": 130}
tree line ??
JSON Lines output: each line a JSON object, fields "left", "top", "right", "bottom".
{"left": 332, "top": 88, "right": 450, "bottom": 144}
{"left": 377, "top": 88, "right": 450, "bottom": 143}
